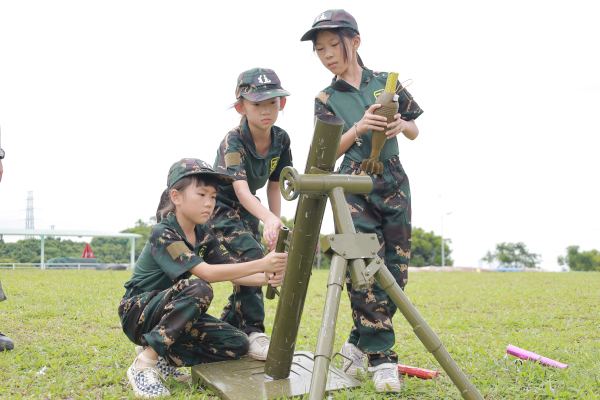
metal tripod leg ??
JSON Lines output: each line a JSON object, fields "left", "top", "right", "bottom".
{"left": 374, "top": 267, "right": 484, "bottom": 400}
{"left": 307, "top": 186, "right": 366, "bottom": 400}
{"left": 307, "top": 254, "right": 347, "bottom": 400}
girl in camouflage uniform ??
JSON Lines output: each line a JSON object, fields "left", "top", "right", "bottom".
{"left": 210, "top": 68, "right": 292, "bottom": 360}
{"left": 119, "top": 158, "right": 287, "bottom": 398}
{"left": 301, "top": 9, "right": 424, "bottom": 393}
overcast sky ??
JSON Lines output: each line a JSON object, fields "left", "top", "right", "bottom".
{"left": 1, "top": 0, "right": 599, "bottom": 271}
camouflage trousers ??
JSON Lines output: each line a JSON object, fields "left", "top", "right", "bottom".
{"left": 208, "top": 193, "right": 266, "bottom": 334}
{"left": 339, "top": 156, "right": 411, "bottom": 367}
{"left": 0, "top": 279, "right": 6, "bottom": 302}
{"left": 118, "top": 279, "right": 249, "bottom": 367}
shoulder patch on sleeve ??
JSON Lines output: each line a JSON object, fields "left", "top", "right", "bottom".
{"left": 215, "top": 243, "right": 229, "bottom": 258}
{"left": 167, "top": 241, "right": 190, "bottom": 260}
{"left": 225, "top": 152, "right": 241, "bottom": 167}
{"left": 316, "top": 91, "right": 330, "bottom": 104}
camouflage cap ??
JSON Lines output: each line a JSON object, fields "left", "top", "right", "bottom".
{"left": 235, "top": 67, "right": 290, "bottom": 102}
{"left": 167, "top": 158, "right": 234, "bottom": 189}
{"left": 300, "top": 9, "right": 359, "bottom": 42}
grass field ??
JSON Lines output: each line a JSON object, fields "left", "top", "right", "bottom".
{"left": 0, "top": 270, "right": 599, "bottom": 399}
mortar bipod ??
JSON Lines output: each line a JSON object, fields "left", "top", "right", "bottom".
{"left": 279, "top": 169, "right": 484, "bottom": 400}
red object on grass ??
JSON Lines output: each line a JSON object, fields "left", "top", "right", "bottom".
{"left": 82, "top": 243, "right": 95, "bottom": 258}
{"left": 398, "top": 364, "right": 440, "bottom": 379}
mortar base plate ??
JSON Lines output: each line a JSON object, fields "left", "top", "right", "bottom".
{"left": 191, "top": 351, "right": 361, "bottom": 399}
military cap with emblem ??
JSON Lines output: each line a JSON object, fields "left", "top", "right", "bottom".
{"left": 300, "top": 9, "right": 359, "bottom": 42}
{"left": 235, "top": 67, "right": 290, "bottom": 102}
{"left": 168, "top": 158, "right": 234, "bottom": 189}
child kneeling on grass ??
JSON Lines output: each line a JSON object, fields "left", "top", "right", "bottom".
{"left": 118, "top": 158, "right": 287, "bottom": 398}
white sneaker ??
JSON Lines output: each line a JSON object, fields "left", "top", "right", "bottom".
{"left": 247, "top": 332, "right": 270, "bottom": 360}
{"left": 127, "top": 359, "right": 171, "bottom": 398}
{"left": 339, "top": 339, "right": 366, "bottom": 377}
{"left": 135, "top": 346, "right": 190, "bottom": 383}
{"left": 369, "top": 363, "right": 401, "bottom": 392}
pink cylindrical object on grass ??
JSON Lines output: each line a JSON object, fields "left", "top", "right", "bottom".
{"left": 507, "top": 345, "right": 568, "bottom": 369}
{"left": 397, "top": 364, "right": 440, "bottom": 379}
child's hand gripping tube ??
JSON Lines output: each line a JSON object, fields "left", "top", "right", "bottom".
{"left": 265, "top": 226, "right": 290, "bottom": 300}
{"left": 360, "top": 72, "right": 399, "bottom": 174}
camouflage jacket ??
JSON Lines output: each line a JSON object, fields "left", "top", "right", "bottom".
{"left": 314, "top": 68, "right": 423, "bottom": 163}
{"left": 124, "top": 213, "right": 231, "bottom": 293}
{"left": 214, "top": 120, "right": 292, "bottom": 201}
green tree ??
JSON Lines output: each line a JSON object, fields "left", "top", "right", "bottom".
{"left": 91, "top": 218, "right": 154, "bottom": 263}
{"left": 411, "top": 227, "right": 453, "bottom": 267}
{"left": 0, "top": 237, "right": 87, "bottom": 263}
{"left": 557, "top": 246, "right": 600, "bottom": 272}
{"left": 483, "top": 242, "right": 541, "bottom": 269}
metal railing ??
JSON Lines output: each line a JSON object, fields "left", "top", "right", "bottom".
{"left": 0, "top": 262, "right": 100, "bottom": 270}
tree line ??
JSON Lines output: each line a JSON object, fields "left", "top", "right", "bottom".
{"left": 482, "top": 242, "right": 600, "bottom": 271}
{"left": 0, "top": 219, "right": 154, "bottom": 264}
{"left": 4, "top": 218, "right": 598, "bottom": 271}
{"left": 1, "top": 217, "right": 457, "bottom": 268}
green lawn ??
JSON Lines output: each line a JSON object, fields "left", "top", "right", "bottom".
{"left": 0, "top": 270, "right": 599, "bottom": 399}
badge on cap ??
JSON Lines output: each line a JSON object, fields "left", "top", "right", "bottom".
{"left": 195, "top": 160, "right": 212, "bottom": 170}
{"left": 313, "top": 11, "right": 333, "bottom": 25}
{"left": 252, "top": 73, "right": 276, "bottom": 86}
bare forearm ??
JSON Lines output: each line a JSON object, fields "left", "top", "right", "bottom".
{"left": 402, "top": 120, "right": 419, "bottom": 140}
{"left": 231, "top": 272, "right": 268, "bottom": 287}
{"left": 190, "top": 260, "right": 264, "bottom": 283}
{"left": 337, "top": 129, "right": 358, "bottom": 159}
{"left": 266, "top": 181, "right": 281, "bottom": 217}
{"left": 234, "top": 181, "right": 273, "bottom": 222}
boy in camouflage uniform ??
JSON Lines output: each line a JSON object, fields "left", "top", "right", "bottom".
{"left": 119, "top": 158, "right": 287, "bottom": 398}
{"left": 302, "top": 10, "right": 424, "bottom": 392}
{"left": 209, "top": 68, "right": 292, "bottom": 359}
{"left": 0, "top": 279, "right": 14, "bottom": 351}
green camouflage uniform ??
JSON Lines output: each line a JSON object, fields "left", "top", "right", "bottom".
{"left": 314, "top": 68, "right": 423, "bottom": 367}
{"left": 209, "top": 68, "right": 292, "bottom": 335}
{"left": 118, "top": 159, "right": 248, "bottom": 366}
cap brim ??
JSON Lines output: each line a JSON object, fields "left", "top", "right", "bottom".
{"left": 300, "top": 24, "right": 349, "bottom": 41}
{"left": 180, "top": 171, "right": 234, "bottom": 186}
{"left": 241, "top": 89, "right": 290, "bottom": 102}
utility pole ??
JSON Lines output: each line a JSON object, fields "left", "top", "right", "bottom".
{"left": 441, "top": 211, "right": 452, "bottom": 267}
{"left": 25, "top": 191, "right": 34, "bottom": 238}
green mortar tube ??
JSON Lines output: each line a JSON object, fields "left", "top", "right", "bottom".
{"left": 264, "top": 114, "right": 345, "bottom": 380}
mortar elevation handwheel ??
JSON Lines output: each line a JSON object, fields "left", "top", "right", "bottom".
{"left": 279, "top": 167, "right": 301, "bottom": 201}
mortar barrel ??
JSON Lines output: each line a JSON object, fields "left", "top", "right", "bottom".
{"left": 265, "top": 114, "right": 345, "bottom": 380}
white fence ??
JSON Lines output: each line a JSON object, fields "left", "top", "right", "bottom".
{"left": 0, "top": 263, "right": 101, "bottom": 270}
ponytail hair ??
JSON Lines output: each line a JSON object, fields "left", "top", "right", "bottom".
{"left": 156, "top": 189, "right": 173, "bottom": 223}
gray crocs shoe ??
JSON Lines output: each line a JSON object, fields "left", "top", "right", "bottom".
{"left": 0, "top": 331, "right": 14, "bottom": 351}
